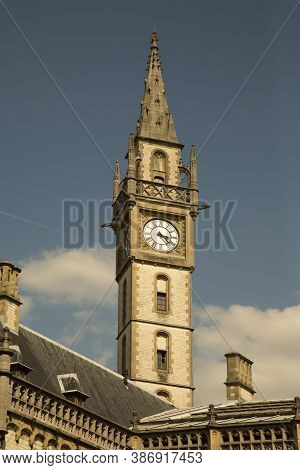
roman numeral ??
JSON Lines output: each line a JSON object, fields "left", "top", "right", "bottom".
{"left": 167, "top": 242, "right": 175, "bottom": 250}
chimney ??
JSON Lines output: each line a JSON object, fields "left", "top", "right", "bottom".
{"left": 0, "top": 262, "right": 22, "bottom": 334}
{"left": 225, "top": 352, "right": 255, "bottom": 402}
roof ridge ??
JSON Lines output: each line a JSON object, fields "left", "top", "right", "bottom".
{"left": 20, "top": 324, "right": 123, "bottom": 380}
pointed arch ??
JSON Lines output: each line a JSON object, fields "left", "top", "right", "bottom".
{"left": 152, "top": 150, "right": 168, "bottom": 183}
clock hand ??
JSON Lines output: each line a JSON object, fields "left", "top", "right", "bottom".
{"left": 157, "top": 231, "right": 170, "bottom": 243}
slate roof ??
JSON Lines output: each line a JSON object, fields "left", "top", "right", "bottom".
{"left": 6, "top": 324, "right": 173, "bottom": 429}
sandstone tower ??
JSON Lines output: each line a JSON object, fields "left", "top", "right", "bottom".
{"left": 112, "top": 33, "right": 199, "bottom": 408}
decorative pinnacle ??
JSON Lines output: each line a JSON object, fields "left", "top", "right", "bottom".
{"left": 128, "top": 132, "right": 135, "bottom": 151}
{"left": 208, "top": 404, "right": 217, "bottom": 425}
{"left": 0, "top": 326, "right": 13, "bottom": 354}
{"left": 189, "top": 145, "right": 197, "bottom": 162}
{"left": 114, "top": 161, "right": 120, "bottom": 181}
{"left": 150, "top": 31, "right": 159, "bottom": 49}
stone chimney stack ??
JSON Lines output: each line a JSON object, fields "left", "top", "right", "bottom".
{"left": 0, "top": 262, "right": 22, "bottom": 334}
{"left": 225, "top": 352, "right": 255, "bottom": 402}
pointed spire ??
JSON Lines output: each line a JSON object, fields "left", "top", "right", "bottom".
{"left": 136, "top": 32, "right": 178, "bottom": 144}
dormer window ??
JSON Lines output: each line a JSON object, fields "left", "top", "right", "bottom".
{"left": 10, "top": 345, "right": 33, "bottom": 379}
{"left": 57, "top": 373, "right": 89, "bottom": 407}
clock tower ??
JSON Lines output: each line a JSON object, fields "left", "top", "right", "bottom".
{"left": 112, "top": 33, "right": 199, "bottom": 408}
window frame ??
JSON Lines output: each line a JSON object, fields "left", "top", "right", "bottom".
{"left": 156, "top": 275, "right": 169, "bottom": 314}
{"left": 157, "top": 349, "right": 168, "bottom": 371}
{"left": 155, "top": 331, "right": 170, "bottom": 373}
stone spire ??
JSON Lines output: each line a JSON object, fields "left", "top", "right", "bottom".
{"left": 136, "top": 32, "right": 178, "bottom": 144}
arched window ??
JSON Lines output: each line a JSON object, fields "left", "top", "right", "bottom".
{"left": 153, "top": 151, "right": 167, "bottom": 183}
{"left": 156, "top": 332, "right": 169, "bottom": 372}
{"left": 47, "top": 439, "right": 58, "bottom": 450}
{"left": 156, "top": 390, "right": 171, "bottom": 401}
{"left": 156, "top": 275, "right": 168, "bottom": 313}
{"left": 179, "top": 169, "right": 190, "bottom": 187}
{"left": 122, "top": 279, "right": 127, "bottom": 325}
{"left": 122, "top": 336, "right": 127, "bottom": 376}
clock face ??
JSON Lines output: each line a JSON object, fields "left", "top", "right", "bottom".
{"left": 143, "top": 219, "right": 179, "bottom": 252}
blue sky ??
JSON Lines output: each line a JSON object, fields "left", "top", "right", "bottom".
{"left": 1, "top": 0, "right": 300, "bottom": 404}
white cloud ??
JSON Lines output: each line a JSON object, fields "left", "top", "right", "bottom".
{"left": 21, "top": 247, "right": 116, "bottom": 307}
{"left": 193, "top": 304, "right": 300, "bottom": 406}
{"left": 21, "top": 296, "right": 34, "bottom": 320}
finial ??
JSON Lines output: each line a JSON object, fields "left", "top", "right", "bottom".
{"left": 151, "top": 31, "right": 159, "bottom": 49}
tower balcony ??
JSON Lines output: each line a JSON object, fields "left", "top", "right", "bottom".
{"left": 136, "top": 179, "right": 191, "bottom": 204}
{"left": 118, "top": 178, "right": 193, "bottom": 205}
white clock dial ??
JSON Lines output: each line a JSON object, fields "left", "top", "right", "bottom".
{"left": 143, "top": 219, "right": 179, "bottom": 252}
